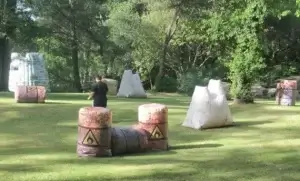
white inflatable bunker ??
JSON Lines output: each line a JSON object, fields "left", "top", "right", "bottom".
{"left": 182, "top": 79, "right": 233, "bottom": 129}
{"left": 8, "top": 52, "right": 50, "bottom": 92}
{"left": 117, "top": 70, "right": 147, "bottom": 98}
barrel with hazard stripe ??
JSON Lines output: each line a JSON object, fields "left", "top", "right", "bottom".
{"left": 77, "top": 107, "right": 112, "bottom": 157}
{"left": 278, "top": 80, "right": 297, "bottom": 106}
{"left": 137, "top": 103, "right": 168, "bottom": 151}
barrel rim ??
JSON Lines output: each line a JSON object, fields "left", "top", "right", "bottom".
{"left": 78, "top": 125, "right": 112, "bottom": 130}
{"left": 138, "top": 103, "right": 168, "bottom": 109}
{"left": 79, "top": 106, "right": 111, "bottom": 112}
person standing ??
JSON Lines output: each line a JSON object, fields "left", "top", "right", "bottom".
{"left": 87, "top": 75, "right": 109, "bottom": 107}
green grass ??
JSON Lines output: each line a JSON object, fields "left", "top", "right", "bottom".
{"left": 0, "top": 92, "right": 300, "bottom": 181}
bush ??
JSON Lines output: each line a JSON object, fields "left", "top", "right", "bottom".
{"left": 177, "top": 70, "right": 209, "bottom": 96}
{"left": 230, "top": 77, "right": 254, "bottom": 103}
{"left": 157, "top": 76, "right": 177, "bottom": 92}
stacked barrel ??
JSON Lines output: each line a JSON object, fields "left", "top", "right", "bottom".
{"left": 137, "top": 103, "right": 169, "bottom": 150}
{"left": 76, "top": 103, "right": 169, "bottom": 157}
{"left": 77, "top": 107, "right": 112, "bottom": 157}
{"left": 276, "top": 80, "right": 297, "bottom": 106}
{"left": 15, "top": 85, "right": 47, "bottom": 103}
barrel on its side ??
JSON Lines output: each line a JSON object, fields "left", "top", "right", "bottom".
{"left": 111, "top": 126, "right": 148, "bottom": 156}
{"left": 138, "top": 103, "right": 168, "bottom": 151}
{"left": 277, "top": 80, "right": 297, "bottom": 106}
{"left": 15, "top": 85, "right": 46, "bottom": 103}
{"left": 77, "top": 107, "right": 112, "bottom": 157}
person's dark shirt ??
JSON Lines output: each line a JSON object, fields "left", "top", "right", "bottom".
{"left": 91, "top": 81, "right": 108, "bottom": 103}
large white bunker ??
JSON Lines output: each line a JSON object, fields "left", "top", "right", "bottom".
{"left": 9, "top": 52, "right": 50, "bottom": 92}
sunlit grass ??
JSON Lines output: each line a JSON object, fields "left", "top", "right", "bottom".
{"left": 0, "top": 92, "right": 300, "bottom": 181}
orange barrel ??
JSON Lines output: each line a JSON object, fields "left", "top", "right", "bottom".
{"left": 279, "top": 80, "right": 297, "bottom": 106}
{"left": 111, "top": 126, "right": 148, "bottom": 156}
{"left": 77, "top": 107, "right": 112, "bottom": 157}
{"left": 138, "top": 103, "right": 168, "bottom": 151}
{"left": 14, "top": 85, "right": 47, "bottom": 103}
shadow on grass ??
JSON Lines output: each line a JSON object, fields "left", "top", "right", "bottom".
{"left": 233, "top": 120, "right": 273, "bottom": 127}
{"left": 15, "top": 147, "right": 300, "bottom": 181}
{"left": 110, "top": 143, "right": 223, "bottom": 158}
{"left": 43, "top": 101, "right": 69, "bottom": 104}
{"left": 170, "top": 143, "right": 223, "bottom": 150}
{"left": 177, "top": 119, "right": 273, "bottom": 132}
{"left": 0, "top": 164, "right": 45, "bottom": 173}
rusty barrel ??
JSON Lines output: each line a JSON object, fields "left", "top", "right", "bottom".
{"left": 138, "top": 103, "right": 168, "bottom": 151}
{"left": 111, "top": 126, "right": 148, "bottom": 156}
{"left": 276, "top": 80, "right": 297, "bottom": 106}
{"left": 77, "top": 107, "right": 112, "bottom": 157}
{"left": 15, "top": 85, "right": 47, "bottom": 103}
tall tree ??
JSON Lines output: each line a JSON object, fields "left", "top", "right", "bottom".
{"left": 0, "top": 0, "right": 17, "bottom": 91}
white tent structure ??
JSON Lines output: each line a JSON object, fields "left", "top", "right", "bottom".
{"left": 8, "top": 52, "right": 50, "bottom": 92}
{"left": 182, "top": 79, "right": 233, "bottom": 129}
{"left": 117, "top": 70, "right": 147, "bottom": 98}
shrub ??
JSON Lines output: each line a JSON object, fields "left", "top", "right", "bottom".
{"left": 158, "top": 76, "right": 177, "bottom": 92}
{"left": 177, "top": 70, "right": 209, "bottom": 96}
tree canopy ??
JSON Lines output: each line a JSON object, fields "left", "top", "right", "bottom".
{"left": 0, "top": 0, "right": 298, "bottom": 102}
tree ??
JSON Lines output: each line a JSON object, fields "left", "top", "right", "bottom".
{"left": 0, "top": 0, "right": 17, "bottom": 91}
{"left": 26, "top": 0, "right": 109, "bottom": 92}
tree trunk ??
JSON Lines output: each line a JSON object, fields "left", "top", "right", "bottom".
{"left": 69, "top": 1, "right": 82, "bottom": 92}
{"left": 154, "top": 43, "right": 167, "bottom": 91}
{"left": 154, "top": 9, "right": 179, "bottom": 91}
{"left": 71, "top": 38, "right": 82, "bottom": 92}
{"left": 149, "top": 72, "right": 153, "bottom": 90}
{"left": 0, "top": 36, "right": 11, "bottom": 91}
{"left": 0, "top": 0, "right": 17, "bottom": 91}
{"left": 103, "top": 63, "right": 108, "bottom": 76}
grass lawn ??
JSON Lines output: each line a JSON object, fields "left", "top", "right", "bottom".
{"left": 0, "top": 92, "right": 300, "bottom": 181}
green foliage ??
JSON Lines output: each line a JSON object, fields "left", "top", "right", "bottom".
{"left": 157, "top": 76, "right": 177, "bottom": 92}
{"left": 6, "top": 0, "right": 300, "bottom": 95}
{"left": 297, "top": 0, "right": 300, "bottom": 16}
{"left": 108, "top": 1, "right": 140, "bottom": 49}
{"left": 228, "top": 36, "right": 265, "bottom": 102}
{"left": 205, "top": 0, "right": 269, "bottom": 103}
{"left": 177, "top": 70, "right": 210, "bottom": 96}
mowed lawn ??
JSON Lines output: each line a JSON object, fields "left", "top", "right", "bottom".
{"left": 0, "top": 92, "right": 300, "bottom": 181}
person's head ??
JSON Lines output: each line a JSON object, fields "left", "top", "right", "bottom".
{"left": 95, "top": 75, "right": 103, "bottom": 82}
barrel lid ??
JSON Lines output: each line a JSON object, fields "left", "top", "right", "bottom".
{"left": 79, "top": 106, "right": 111, "bottom": 113}
{"left": 138, "top": 103, "right": 167, "bottom": 109}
